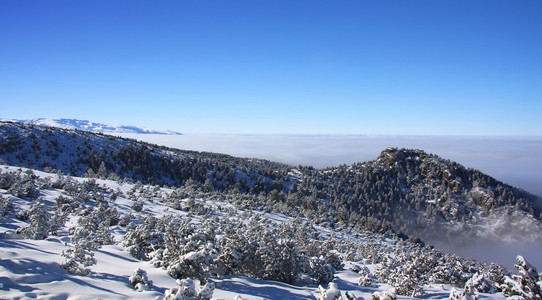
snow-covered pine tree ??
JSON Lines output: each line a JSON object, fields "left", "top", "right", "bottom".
{"left": 316, "top": 282, "right": 342, "bottom": 300}
{"left": 129, "top": 268, "right": 153, "bottom": 292}
{"left": 163, "top": 278, "right": 215, "bottom": 300}
{"left": 0, "top": 194, "right": 14, "bottom": 216}
{"left": 375, "top": 250, "right": 425, "bottom": 297}
{"left": 49, "top": 206, "right": 68, "bottom": 236}
{"left": 217, "top": 228, "right": 250, "bottom": 275}
{"left": 61, "top": 213, "right": 109, "bottom": 275}
{"left": 309, "top": 257, "right": 335, "bottom": 285}
{"left": 7, "top": 170, "right": 39, "bottom": 199}
{"left": 371, "top": 290, "right": 397, "bottom": 300}
{"left": 501, "top": 255, "right": 542, "bottom": 300}
{"left": 358, "top": 266, "right": 374, "bottom": 287}
{"left": 483, "top": 263, "right": 508, "bottom": 291}
{"left": 61, "top": 238, "right": 97, "bottom": 275}
{"left": 96, "top": 161, "right": 107, "bottom": 179}
{"left": 167, "top": 248, "right": 216, "bottom": 283}
{"left": 449, "top": 287, "right": 478, "bottom": 300}
{"left": 16, "top": 197, "right": 51, "bottom": 239}
{"left": 123, "top": 215, "right": 163, "bottom": 260}
{"left": 464, "top": 273, "right": 492, "bottom": 295}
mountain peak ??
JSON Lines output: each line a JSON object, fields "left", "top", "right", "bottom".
{"left": 377, "top": 147, "right": 430, "bottom": 163}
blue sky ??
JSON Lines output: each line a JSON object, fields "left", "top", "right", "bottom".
{"left": 1, "top": 0, "right": 541, "bottom": 135}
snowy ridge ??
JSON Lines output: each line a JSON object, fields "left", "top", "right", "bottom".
{"left": 1, "top": 118, "right": 182, "bottom": 135}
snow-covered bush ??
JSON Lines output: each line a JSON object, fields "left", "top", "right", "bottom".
{"left": 61, "top": 212, "right": 113, "bottom": 275}
{"left": 16, "top": 209, "right": 29, "bottom": 221}
{"left": 124, "top": 215, "right": 163, "bottom": 260}
{"left": 197, "top": 281, "right": 215, "bottom": 300}
{"left": 50, "top": 207, "right": 69, "bottom": 236}
{"left": 16, "top": 198, "right": 51, "bottom": 239}
{"left": 79, "top": 213, "right": 114, "bottom": 246}
{"left": 0, "top": 171, "right": 16, "bottom": 189}
{"left": 501, "top": 255, "right": 542, "bottom": 300}
{"left": 217, "top": 227, "right": 254, "bottom": 276}
{"left": 55, "top": 195, "right": 77, "bottom": 213}
{"left": 61, "top": 240, "right": 97, "bottom": 275}
{"left": 464, "top": 273, "right": 492, "bottom": 294}
{"left": 147, "top": 248, "right": 165, "bottom": 267}
{"left": 131, "top": 199, "right": 143, "bottom": 212}
{"left": 449, "top": 287, "right": 478, "bottom": 300}
{"left": 118, "top": 213, "right": 135, "bottom": 227}
{"left": 371, "top": 290, "right": 397, "bottom": 300}
{"left": 8, "top": 174, "right": 39, "bottom": 199}
{"left": 168, "top": 249, "right": 215, "bottom": 282}
{"left": 317, "top": 282, "right": 342, "bottom": 300}
{"left": 325, "top": 251, "right": 344, "bottom": 271}
{"left": 129, "top": 268, "right": 153, "bottom": 292}
{"left": 358, "top": 273, "right": 373, "bottom": 287}
{"left": 163, "top": 278, "right": 215, "bottom": 300}
{"left": 357, "top": 265, "right": 373, "bottom": 287}
{"left": 0, "top": 194, "right": 14, "bottom": 216}
{"left": 425, "top": 250, "right": 478, "bottom": 288}
{"left": 375, "top": 250, "right": 425, "bottom": 297}
{"left": 258, "top": 237, "right": 300, "bottom": 284}
{"left": 309, "top": 257, "right": 335, "bottom": 285}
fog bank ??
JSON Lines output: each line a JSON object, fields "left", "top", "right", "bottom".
{"left": 433, "top": 239, "right": 542, "bottom": 270}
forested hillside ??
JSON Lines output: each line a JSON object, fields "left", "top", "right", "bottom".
{"left": 1, "top": 121, "right": 540, "bottom": 243}
{"left": 2, "top": 121, "right": 542, "bottom": 299}
{"left": 1, "top": 164, "right": 539, "bottom": 299}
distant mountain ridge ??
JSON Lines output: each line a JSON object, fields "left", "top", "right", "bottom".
{"left": 0, "top": 118, "right": 182, "bottom": 135}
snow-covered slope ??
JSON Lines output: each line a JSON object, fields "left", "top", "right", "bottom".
{"left": 1, "top": 121, "right": 542, "bottom": 269}
{"left": 1, "top": 121, "right": 542, "bottom": 299}
{"left": 0, "top": 165, "right": 520, "bottom": 299}
{"left": 1, "top": 118, "right": 182, "bottom": 135}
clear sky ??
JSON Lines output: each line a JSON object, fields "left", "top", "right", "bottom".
{"left": 1, "top": 0, "right": 541, "bottom": 135}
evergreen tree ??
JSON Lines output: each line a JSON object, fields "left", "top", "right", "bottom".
{"left": 0, "top": 194, "right": 14, "bottom": 216}
{"left": 16, "top": 198, "right": 50, "bottom": 239}
{"left": 501, "top": 255, "right": 542, "bottom": 299}
{"left": 129, "top": 268, "right": 153, "bottom": 292}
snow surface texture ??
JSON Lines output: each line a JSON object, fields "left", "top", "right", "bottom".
{"left": 1, "top": 118, "right": 182, "bottom": 135}
{"left": 0, "top": 165, "right": 514, "bottom": 299}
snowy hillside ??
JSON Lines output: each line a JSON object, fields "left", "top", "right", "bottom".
{"left": 1, "top": 121, "right": 540, "bottom": 248}
{"left": 1, "top": 121, "right": 542, "bottom": 299}
{"left": 1, "top": 121, "right": 542, "bottom": 265}
{"left": 2, "top": 165, "right": 537, "bottom": 299}
{"left": 1, "top": 118, "right": 182, "bottom": 135}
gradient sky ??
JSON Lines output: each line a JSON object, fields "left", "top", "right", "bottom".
{"left": 1, "top": 0, "right": 541, "bottom": 135}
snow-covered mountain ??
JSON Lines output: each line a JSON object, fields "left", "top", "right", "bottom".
{"left": 1, "top": 121, "right": 542, "bottom": 299}
{"left": 1, "top": 118, "right": 182, "bottom": 135}
{"left": 1, "top": 121, "right": 541, "bottom": 246}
